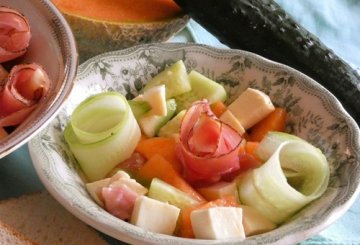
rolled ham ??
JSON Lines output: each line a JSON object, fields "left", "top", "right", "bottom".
{"left": 0, "top": 63, "right": 50, "bottom": 127}
{"left": 102, "top": 185, "right": 139, "bottom": 221}
{"left": 0, "top": 6, "right": 31, "bottom": 63}
{"left": 102, "top": 171, "right": 147, "bottom": 220}
{"left": 176, "top": 100, "right": 243, "bottom": 186}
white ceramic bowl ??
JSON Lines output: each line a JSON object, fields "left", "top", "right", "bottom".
{"left": 29, "top": 43, "right": 360, "bottom": 245}
{"left": 0, "top": 0, "right": 78, "bottom": 158}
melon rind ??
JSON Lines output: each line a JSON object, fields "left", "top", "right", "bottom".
{"left": 62, "top": 13, "right": 190, "bottom": 61}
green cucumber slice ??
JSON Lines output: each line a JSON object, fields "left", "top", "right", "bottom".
{"left": 158, "top": 110, "right": 186, "bottom": 137}
{"left": 64, "top": 92, "right": 141, "bottom": 182}
{"left": 143, "top": 60, "right": 191, "bottom": 99}
{"left": 238, "top": 140, "right": 329, "bottom": 224}
{"left": 255, "top": 131, "right": 307, "bottom": 161}
{"left": 128, "top": 100, "right": 151, "bottom": 120}
{"left": 148, "top": 178, "right": 200, "bottom": 209}
{"left": 175, "top": 70, "right": 227, "bottom": 112}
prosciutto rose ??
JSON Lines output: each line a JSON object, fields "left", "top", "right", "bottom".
{"left": 0, "top": 63, "right": 50, "bottom": 127}
{"left": 176, "top": 100, "right": 243, "bottom": 186}
{"left": 0, "top": 6, "right": 31, "bottom": 63}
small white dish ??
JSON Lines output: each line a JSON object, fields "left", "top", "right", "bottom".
{"left": 29, "top": 43, "right": 360, "bottom": 245}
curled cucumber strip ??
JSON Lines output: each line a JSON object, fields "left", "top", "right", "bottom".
{"left": 239, "top": 139, "right": 329, "bottom": 224}
{"left": 254, "top": 131, "right": 306, "bottom": 161}
{"left": 64, "top": 92, "right": 141, "bottom": 182}
{"left": 70, "top": 92, "right": 129, "bottom": 144}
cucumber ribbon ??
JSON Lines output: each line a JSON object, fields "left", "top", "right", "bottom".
{"left": 238, "top": 132, "right": 329, "bottom": 224}
{"left": 64, "top": 92, "right": 141, "bottom": 182}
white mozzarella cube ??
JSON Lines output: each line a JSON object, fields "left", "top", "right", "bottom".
{"left": 142, "top": 84, "right": 167, "bottom": 116}
{"left": 227, "top": 88, "right": 275, "bottom": 129}
{"left": 130, "top": 196, "right": 180, "bottom": 235}
{"left": 220, "top": 109, "right": 245, "bottom": 135}
{"left": 109, "top": 178, "right": 148, "bottom": 196}
{"left": 190, "top": 207, "right": 246, "bottom": 240}
{"left": 85, "top": 178, "right": 111, "bottom": 207}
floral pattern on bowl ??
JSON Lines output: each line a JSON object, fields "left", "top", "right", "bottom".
{"left": 29, "top": 43, "right": 360, "bottom": 245}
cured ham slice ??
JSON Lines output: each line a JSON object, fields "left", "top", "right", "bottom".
{"left": 177, "top": 100, "right": 242, "bottom": 186}
{"left": 102, "top": 185, "right": 139, "bottom": 220}
{"left": 0, "top": 104, "right": 37, "bottom": 128}
{"left": 0, "top": 7, "right": 31, "bottom": 63}
{"left": 99, "top": 170, "right": 147, "bottom": 220}
{"left": 0, "top": 64, "right": 50, "bottom": 127}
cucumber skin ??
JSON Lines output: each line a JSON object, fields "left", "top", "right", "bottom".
{"left": 174, "top": 0, "right": 360, "bottom": 124}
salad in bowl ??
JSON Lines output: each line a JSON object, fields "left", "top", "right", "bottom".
{"left": 29, "top": 43, "right": 360, "bottom": 245}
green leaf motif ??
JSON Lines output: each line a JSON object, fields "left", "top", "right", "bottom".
{"left": 134, "top": 79, "right": 143, "bottom": 92}
{"left": 261, "top": 76, "right": 272, "bottom": 94}
{"left": 244, "top": 58, "right": 252, "bottom": 68}
{"left": 274, "top": 77, "right": 285, "bottom": 86}
{"left": 93, "top": 61, "right": 114, "bottom": 80}
{"left": 122, "top": 83, "right": 135, "bottom": 100}
{"left": 288, "top": 76, "right": 296, "bottom": 86}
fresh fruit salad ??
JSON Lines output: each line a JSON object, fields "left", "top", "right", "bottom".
{"left": 64, "top": 60, "right": 329, "bottom": 240}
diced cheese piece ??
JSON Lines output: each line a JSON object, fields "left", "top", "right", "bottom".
{"left": 240, "top": 205, "right": 277, "bottom": 236}
{"left": 110, "top": 178, "right": 148, "bottom": 196}
{"left": 227, "top": 88, "right": 275, "bottom": 129}
{"left": 220, "top": 110, "right": 245, "bottom": 135}
{"left": 142, "top": 84, "right": 167, "bottom": 116}
{"left": 130, "top": 196, "right": 180, "bottom": 235}
{"left": 109, "top": 170, "right": 147, "bottom": 195}
{"left": 197, "top": 181, "right": 238, "bottom": 201}
{"left": 86, "top": 170, "right": 147, "bottom": 207}
{"left": 191, "top": 207, "right": 246, "bottom": 240}
{"left": 110, "top": 170, "right": 131, "bottom": 180}
{"left": 86, "top": 178, "right": 111, "bottom": 207}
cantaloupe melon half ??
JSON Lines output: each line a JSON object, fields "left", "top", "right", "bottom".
{"left": 51, "top": 0, "right": 189, "bottom": 61}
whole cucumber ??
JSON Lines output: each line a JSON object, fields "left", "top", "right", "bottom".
{"left": 174, "top": 0, "right": 360, "bottom": 124}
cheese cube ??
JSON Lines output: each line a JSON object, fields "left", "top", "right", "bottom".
{"left": 220, "top": 110, "right": 245, "bottom": 135}
{"left": 142, "top": 84, "right": 167, "bottom": 116}
{"left": 109, "top": 171, "right": 148, "bottom": 196}
{"left": 191, "top": 207, "right": 246, "bottom": 240}
{"left": 130, "top": 196, "right": 180, "bottom": 235}
{"left": 227, "top": 88, "right": 274, "bottom": 129}
{"left": 86, "top": 178, "right": 111, "bottom": 207}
